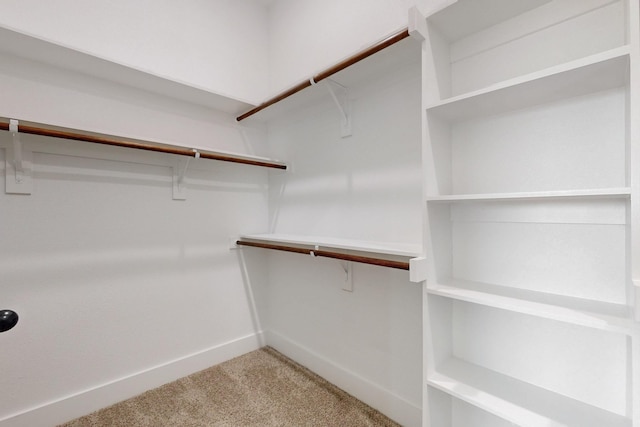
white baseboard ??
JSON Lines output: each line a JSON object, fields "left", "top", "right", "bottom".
{"left": 0, "top": 332, "right": 265, "bottom": 427}
{"left": 266, "top": 330, "right": 422, "bottom": 427}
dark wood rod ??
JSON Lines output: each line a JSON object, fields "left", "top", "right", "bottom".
{"left": 0, "top": 121, "right": 287, "bottom": 170}
{"left": 236, "top": 27, "right": 410, "bottom": 122}
{"left": 236, "top": 240, "right": 410, "bottom": 271}
{"left": 314, "top": 250, "right": 410, "bottom": 271}
{"left": 313, "top": 28, "right": 410, "bottom": 83}
{"left": 236, "top": 80, "right": 312, "bottom": 122}
{"left": 236, "top": 240, "right": 312, "bottom": 255}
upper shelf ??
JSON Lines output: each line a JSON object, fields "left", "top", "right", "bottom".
{"left": 236, "top": 27, "right": 421, "bottom": 122}
{"left": 426, "top": 46, "right": 629, "bottom": 122}
{"left": 0, "top": 25, "right": 256, "bottom": 115}
{"left": 0, "top": 118, "right": 287, "bottom": 170}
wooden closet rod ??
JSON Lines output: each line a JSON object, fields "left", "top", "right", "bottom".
{"left": 236, "top": 240, "right": 410, "bottom": 271}
{"left": 0, "top": 120, "right": 287, "bottom": 170}
{"left": 236, "top": 27, "right": 410, "bottom": 122}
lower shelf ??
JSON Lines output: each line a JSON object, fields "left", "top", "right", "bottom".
{"left": 239, "top": 233, "right": 421, "bottom": 257}
{"left": 236, "top": 234, "right": 424, "bottom": 276}
{"left": 428, "top": 386, "right": 517, "bottom": 427}
{"left": 428, "top": 358, "right": 630, "bottom": 427}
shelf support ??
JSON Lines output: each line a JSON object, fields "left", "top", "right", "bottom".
{"left": 322, "top": 79, "right": 352, "bottom": 138}
{"left": 10, "top": 120, "right": 23, "bottom": 180}
{"left": 408, "top": 6, "right": 428, "bottom": 41}
{"left": 172, "top": 149, "right": 199, "bottom": 200}
{"left": 409, "top": 257, "right": 427, "bottom": 283}
{"left": 341, "top": 261, "right": 353, "bottom": 292}
{"left": 5, "top": 119, "right": 32, "bottom": 195}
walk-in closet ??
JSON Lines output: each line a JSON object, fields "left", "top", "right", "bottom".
{"left": 1, "top": 1, "right": 638, "bottom": 426}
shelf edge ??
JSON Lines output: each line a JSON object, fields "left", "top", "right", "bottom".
{"left": 425, "top": 187, "right": 632, "bottom": 202}
{"left": 427, "top": 284, "right": 632, "bottom": 335}
{"left": 425, "top": 46, "right": 631, "bottom": 119}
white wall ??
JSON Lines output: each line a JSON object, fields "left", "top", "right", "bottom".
{"left": 0, "top": 47, "right": 271, "bottom": 427}
{"left": 263, "top": 37, "right": 424, "bottom": 426}
{"left": 266, "top": 0, "right": 445, "bottom": 94}
{"left": 0, "top": 0, "right": 270, "bottom": 104}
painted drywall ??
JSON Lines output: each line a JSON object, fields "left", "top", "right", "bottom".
{"left": 0, "top": 51, "right": 272, "bottom": 426}
{"left": 264, "top": 39, "right": 423, "bottom": 426}
{"left": 266, "top": 0, "right": 445, "bottom": 94}
{"left": 0, "top": 0, "right": 270, "bottom": 104}
{"left": 0, "top": 52, "right": 269, "bottom": 157}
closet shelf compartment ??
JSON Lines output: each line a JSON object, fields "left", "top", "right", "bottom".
{"left": 428, "top": 358, "right": 631, "bottom": 427}
{"left": 426, "top": 46, "right": 629, "bottom": 122}
{"left": 237, "top": 234, "right": 422, "bottom": 271}
{"left": 428, "top": 280, "right": 632, "bottom": 335}
{"left": 426, "top": 187, "right": 632, "bottom": 203}
{"left": 0, "top": 25, "right": 256, "bottom": 114}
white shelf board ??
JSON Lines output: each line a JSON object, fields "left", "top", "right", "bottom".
{"left": 0, "top": 25, "right": 256, "bottom": 114}
{"left": 426, "top": 187, "right": 632, "bottom": 202}
{"left": 428, "top": 280, "right": 633, "bottom": 335}
{"left": 426, "top": 46, "right": 630, "bottom": 121}
{"left": 426, "top": 0, "right": 553, "bottom": 42}
{"left": 428, "top": 358, "right": 631, "bottom": 427}
{"left": 239, "top": 233, "right": 422, "bottom": 258}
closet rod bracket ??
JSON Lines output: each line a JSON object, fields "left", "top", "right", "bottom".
{"left": 341, "top": 261, "right": 353, "bottom": 292}
{"left": 172, "top": 149, "right": 199, "bottom": 200}
{"left": 5, "top": 119, "right": 33, "bottom": 195}
{"left": 10, "top": 120, "right": 23, "bottom": 180}
{"left": 321, "top": 79, "right": 352, "bottom": 138}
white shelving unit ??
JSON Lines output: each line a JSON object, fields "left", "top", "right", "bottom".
{"left": 420, "top": 0, "right": 640, "bottom": 425}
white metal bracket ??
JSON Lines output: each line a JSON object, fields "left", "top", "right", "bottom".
{"left": 408, "top": 6, "right": 428, "bottom": 42}
{"left": 172, "top": 150, "right": 199, "bottom": 200}
{"left": 309, "top": 246, "right": 353, "bottom": 291}
{"left": 322, "top": 79, "right": 352, "bottom": 138}
{"left": 409, "top": 257, "right": 427, "bottom": 283}
{"left": 6, "top": 119, "right": 33, "bottom": 195}
{"left": 341, "top": 261, "right": 353, "bottom": 292}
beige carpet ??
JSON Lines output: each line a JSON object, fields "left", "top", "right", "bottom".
{"left": 59, "top": 347, "right": 401, "bottom": 426}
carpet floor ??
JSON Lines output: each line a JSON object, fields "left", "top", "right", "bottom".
{"left": 58, "top": 347, "right": 401, "bottom": 426}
